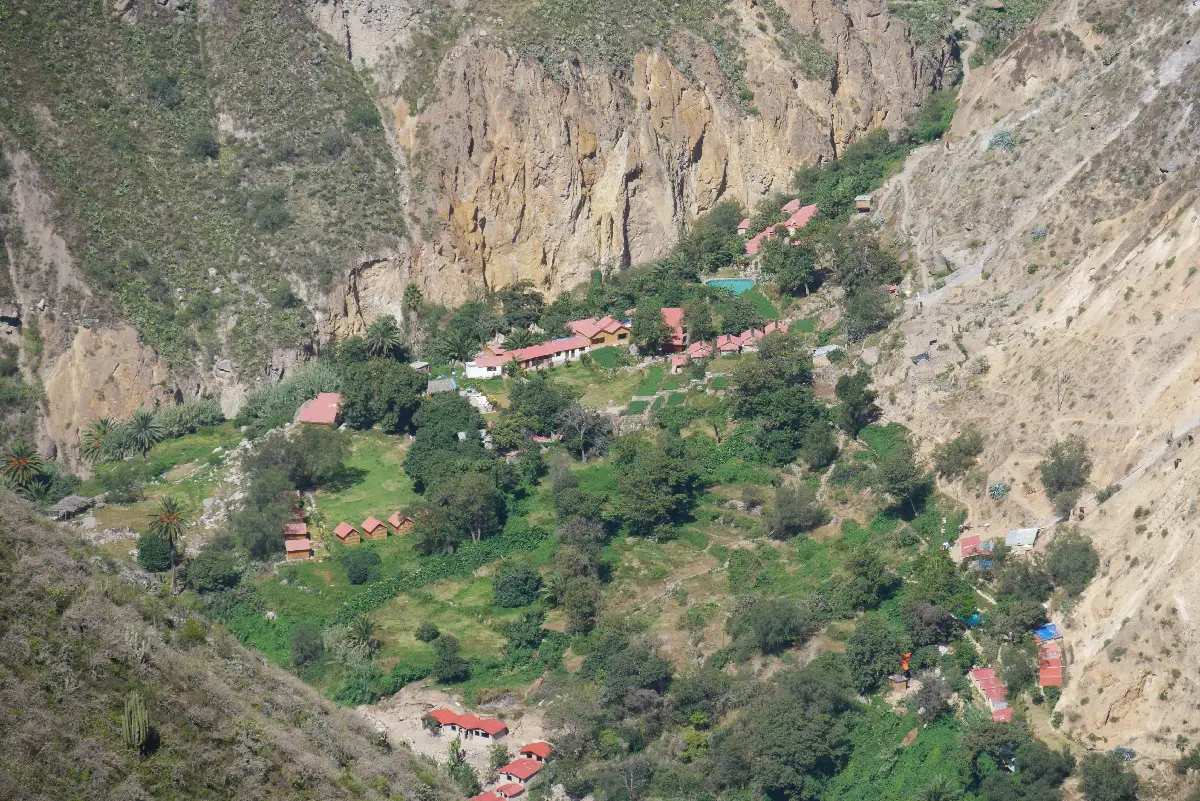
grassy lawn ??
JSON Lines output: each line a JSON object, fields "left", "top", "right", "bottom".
{"left": 313, "top": 430, "right": 419, "bottom": 533}
{"left": 792, "top": 316, "right": 818, "bottom": 333}
{"left": 624, "top": 400, "right": 649, "bottom": 416}
{"left": 549, "top": 364, "right": 640, "bottom": 409}
{"left": 743, "top": 288, "right": 781, "bottom": 320}
{"left": 634, "top": 365, "right": 665, "bottom": 396}
{"left": 83, "top": 424, "right": 243, "bottom": 534}
{"left": 660, "top": 373, "right": 686, "bottom": 391}
{"left": 667, "top": 392, "right": 687, "bottom": 406}
{"left": 710, "top": 376, "right": 728, "bottom": 390}
{"left": 589, "top": 346, "right": 624, "bottom": 369}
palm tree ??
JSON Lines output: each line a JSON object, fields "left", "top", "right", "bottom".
{"left": 128, "top": 409, "right": 165, "bottom": 462}
{"left": 349, "top": 614, "right": 376, "bottom": 649}
{"left": 503, "top": 328, "right": 538, "bottom": 350}
{"left": 78, "top": 417, "right": 113, "bottom": 464}
{"left": 538, "top": 572, "right": 564, "bottom": 607}
{"left": 917, "top": 776, "right": 958, "bottom": 801}
{"left": 148, "top": 495, "right": 190, "bottom": 592}
{"left": 1, "top": 439, "right": 44, "bottom": 488}
{"left": 434, "top": 327, "right": 478, "bottom": 363}
{"left": 365, "top": 315, "right": 405, "bottom": 359}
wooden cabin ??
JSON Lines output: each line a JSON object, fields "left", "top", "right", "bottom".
{"left": 388, "top": 512, "right": 415, "bottom": 535}
{"left": 333, "top": 521, "right": 361, "bottom": 546}
{"left": 361, "top": 516, "right": 388, "bottom": 541}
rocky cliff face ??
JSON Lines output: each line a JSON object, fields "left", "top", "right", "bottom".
{"left": 872, "top": 0, "right": 1200, "bottom": 756}
{"left": 310, "top": 0, "right": 952, "bottom": 303}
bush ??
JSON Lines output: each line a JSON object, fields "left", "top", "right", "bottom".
{"left": 1040, "top": 435, "right": 1091, "bottom": 498}
{"left": 186, "top": 130, "right": 219, "bottom": 159}
{"left": 137, "top": 532, "right": 173, "bottom": 572}
{"left": 185, "top": 550, "right": 242, "bottom": 593}
{"left": 178, "top": 618, "right": 207, "bottom": 648}
{"left": 98, "top": 463, "right": 144, "bottom": 504}
{"left": 247, "top": 187, "right": 291, "bottom": 232}
{"left": 291, "top": 623, "right": 324, "bottom": 667}
{"left": 318, "top": 126, "right": 347, "bottom": 156}
{"left": 146, "top": 71, "right": 181, "bottom": 108}
{"left": 415, "top": 621, "right": 440, "bottom": 642}
{"left": 933, "top": 427, "right": 984, "bottom": 478}
{"left": 347, "top": 104, "right": 382, "bottom": 131}
{"left": 332, "top": 662, "right": 383, "bottom": 706}
{"left": 492, "top": 562, "right": 542, "bottom": 608}
{"left": 158, "top": 399, "right": 224, "bottom": 438}
{"left": 1043, "top": 529, "right": 1099, "bottom": 595}
{"left": 765, "top": 485, "right": 827, "bottom": 539}
{"left": 1095, "top": 484, "right": 1120, "bottom": 504}
{"left": 432, "top": 634, "right": 469, "bottom": 683}
{"left": 988, "top": 130, "right": 1018, "bottom": 151}
{"left": 1080, "top": 753, "right": 1138, "bottom": 801}
{"left": 342, "top": 548, "right": 382, "bottom": 585}
{"left": 800, "top": 424, "right": 838, "bottom": 469}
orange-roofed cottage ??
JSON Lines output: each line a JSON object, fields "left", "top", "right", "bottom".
{"left": 495, "top": 783, "right": 525, "bottom": 798}
{"left": 297, "top": 392, "right": 342, "bottom": 426}
{"left": 568, "top": 316, "right": 631, "bottom": 348}
{"left": 519, "top": 742, "right": 554, "bottom": 763}
{"left": 283, "top": 521, "right": 312, "bottom": 561}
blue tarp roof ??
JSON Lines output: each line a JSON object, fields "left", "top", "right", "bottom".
{"left": 1033, "top": 624, "right": 1062, "bottom": 642}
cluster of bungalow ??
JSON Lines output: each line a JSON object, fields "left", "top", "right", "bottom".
{"left": 426, "top": 709, "right": 510, "bottom": 741}
{"left": 953, "top": 526, "right": 1041, "bottom": 567}
{"left": 332, "top": 512, "right": 414, "bottom": 547}
{"left": 969, "top": 667, "right": 1013, "bottom": 722}
{"left": 473, "top": 746, "right": 555, "bottom": 801}
{"left": 740, "top": 199, "right": 820, "bottom": 257}
{"left": 283, "top": 491, "right": 313, "bottom": 561}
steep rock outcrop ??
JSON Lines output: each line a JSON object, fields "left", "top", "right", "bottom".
{"left": 311, "top": 0, "right": 951, "bottom": 303}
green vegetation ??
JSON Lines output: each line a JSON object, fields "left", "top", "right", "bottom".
{"left": 0, "top": 0, "right": 404, "bottom": 369}
{"left": 973, "top": 0, "right": 1052, "bottom": 61}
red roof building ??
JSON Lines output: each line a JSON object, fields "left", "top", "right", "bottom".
{"left": 465, "top": 337, "right": 591, "bottom": 378}
{"left": 298, "top": 392, "right": 342, "bottom": 426}
{"left": 687, "top": 340, "right": 714, "bottom": 359}
{"left": 969, "top": 667, "right": 1010, "bottom": 718}
{"left": 388, "top": 512, "right": 414, "bottom": 534}
{"left": 427, "top": 709, "right": 459, "bottom": 726}
{"left": 519, "top": 742, "right": 554, "bottom": 762}
{"left": 424, "top": 709, "right": 508, "bottom": 739}
{"left": 496, "top": 784, "right": 525, "bottom": 798}
{"left": 780, "top": 198, "right": 802, "bottom": 215}
{"left": 782, "top": 203, "right": 818, "bottom": 233}
{"left": 670, "top": 353, "right": 690, "bottom": 372}
{"left": 715, "top": 334, "right": 743, "bottom": 353}
{"left": 333, "top": 522, "right": 361, "bottom": 545}
{"left": 470, "top": 793, "right": 503, "bottom": 801}
{"left": 1039, "top": 641, "right": 1064, "bottom": 687}
{"left": 283, "top": 521, "right": 308, "bottom": 540}
{"left": 498, "top": 758, "right": 543, "bottom": 783}
{"left": 660, "top": 307, "right": 686, "bottom": 351}
{"left": 737, "top": 217, "right": 751, "bottom": 235}
{"left": 284, "top": 537, "right": 313, "bottom": 560}
{"left": 992, "top": 707, "right": 1014, "bottom": 723}
{"left": 362, "top": 516, "right": 387, "bottom": 541}
{"left": 744, "top": 228, "right": 776, "bottom": 256}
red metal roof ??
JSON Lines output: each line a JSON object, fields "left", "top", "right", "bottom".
{"left": 780, "top": 198, "right": 801, "bottom": 215}
{"left": 687, "top": 340, "right": 714, "bottom": 358}
{"left": 520, "top": 742, "right": 554, "bottom": 759}
{"left": 670, "top": 353, "right": 689, "bottom": 367}
{"left": 388, "top": 512, "right": 412, "bottom": 528}
{"left": 783, "top": 203, "right": 818, "bottom": 232}
{"left": 738, "top": 217, "right": 751, "bottom": 232}
{"left": 334, "top": 522, "right": 358, "bottom": 539}
{"left": 475, "top": 718, "right": 508, "bottom": 736}
{"left": 283, "top": 521, "right": 307, "bottom": 539}
{"left": 660, "top": 308, "right": 686, "bottom": 347}
{"left": 284, "top": 538, "right": 312, "bottom": 552}
{"left": 499, "top": 759, "right": 543, "bottom": 781}
{"left": 470, "top": 793, "right": 502, "bottom": 801}
{"left": 427, "top": 708, "right": 459, "bottom": 725}
{"left": 362, "top": 516, "right": 385, "bottom": 533}
{"left": 992, "top": 707, "right": 1014, "bottom": 722}
{"left": 298, "top": 392, "right": 342, "bottom": 425}
{"left": 496, "top": 785, "right": 525, "bottom": 798}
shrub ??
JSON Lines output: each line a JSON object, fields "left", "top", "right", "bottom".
{"left": 158, "top": 399, "right": 224, "bottom": 438}
{"left": 432, "top": 634, "right": 469, "bottom": 683}
{"left": 137, "top": 532, "right": 173, "bottom": 572}
{"left": 1031, "top": 226, "right": 1049, "bottom": 242}
{"left": 291, "top": 623, "right": 325, "bottom": 667}
{"left": 184, "top": 550, "right": 242, "bottom": 592}
{"left": 332, "top": 662, "right": 383, "bottom": 706}
{"left": 1043, "top": 529, "right": 1099, "bottom": 595}
{"left": 766, "top": 485, "right": 827, "bottom": 539}
{"left": 318, "top": 126, "right": 348, "bottom": 156}
{"left": 186, "top": 130, "right": 219, "bottom": 159}
{"left": 347, "top": 104, "right": 382, "bottom": 131}
{"left": 146, "top": 71, "right": 182, "bottom": 108}
{"left": 415, "top": 621, "right": 440, "bottom": 643}
{"left": 1095, "top": 484, "right": 1120, "bottom": 504}
{"left": 1040, "top": 435, "right": 1091, "bottom": 498}
{"left": 247, "top": 187, "right": 291, "bottom": 232}
{"left": 933, "top": 427, "right": 985, "bottom": 478}
{"left": 988, "top": 130, "right": 1018, "bottom": 151}
{"left": 1080, "top": 753, "right": 1138, "bottom": 801}
{"left": 98, "top": 463, "right": 144, "bottom": 504}
{"left": 178, "top": 618, "right": 207, "bottom": 648}
{"left": 342, "top": 548, "right": 382, "bottom": 585}
{"left": 988, "top": 481, "right": 1010, "bottom": 500}
{"left": 492, "top": 562, "right": 542, "bottom": 608}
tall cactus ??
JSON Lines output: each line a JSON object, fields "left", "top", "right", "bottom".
{"left": 122, "top": 690, "right": 149, "bottom": 753}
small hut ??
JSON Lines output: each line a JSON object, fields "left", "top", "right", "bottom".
{"left": 361, "top": 516, "right": 388, "bottom": 541}
{"left": 333, "top": 521, "right": 361, "bottom": 546}
{"left": 388, "top": 512, "right": 415, "bottom": 535}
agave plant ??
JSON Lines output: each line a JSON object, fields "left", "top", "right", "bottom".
{"left": 1, "top": 439, "right": 45, "bottom": 488}
{"left": 78, "top": 417, "right": 113, "bottom": 464}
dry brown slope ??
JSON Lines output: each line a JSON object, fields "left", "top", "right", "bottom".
{"left": 0, "top": 491, "right": 447, "bottom": 801}
{"left": 873, "top": 0, "right": 1200, "bottom": 759}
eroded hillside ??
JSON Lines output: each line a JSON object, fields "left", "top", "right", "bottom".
{"left": 873, "top": 0, "right": 1200, "bottom": 757}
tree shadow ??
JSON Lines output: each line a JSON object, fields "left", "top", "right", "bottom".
{"left": 325, "top": 465, "right": 369, "bottom": 492}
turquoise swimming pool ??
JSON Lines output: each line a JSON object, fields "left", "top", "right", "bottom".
{"left": 706, "top": 278, "right": 755, "bottom": 295}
